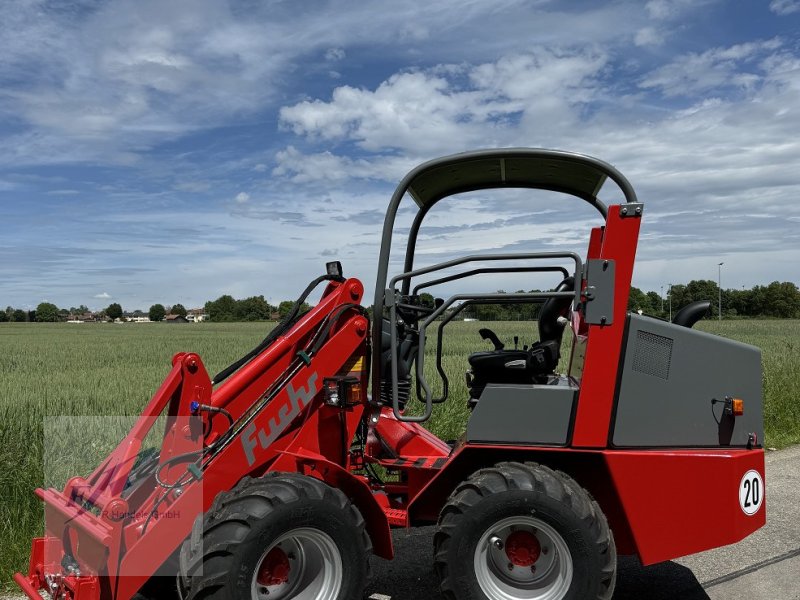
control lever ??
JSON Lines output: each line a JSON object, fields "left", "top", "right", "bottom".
{"left": 479, "top": 328, "right": 505, "bottom": 351}
{"left": 514, "top": 336, "right": 519, "bottom": 350}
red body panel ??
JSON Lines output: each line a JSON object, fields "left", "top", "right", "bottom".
{"left": 605, "top": 448, "right": 766, "bottom": 565}
{"left": 573, "top": 206, "right": 641, "bottom": 447}
{"left": 406, "top": 444, "right": 766, "bottom": 564}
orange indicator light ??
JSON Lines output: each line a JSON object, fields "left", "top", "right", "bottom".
{"left": 731, "top": 398, "right": 744, "bottom": 416}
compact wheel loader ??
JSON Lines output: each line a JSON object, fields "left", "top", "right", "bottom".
{"left": 16, "top": 148, "right": 766, "bottom": 600}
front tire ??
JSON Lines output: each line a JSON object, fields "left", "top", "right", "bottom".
{"left": 178, "top": 472, "right": 370, "bottom": 600}
{"left": 434, "top": 462, "right": 615, "bottom": 600}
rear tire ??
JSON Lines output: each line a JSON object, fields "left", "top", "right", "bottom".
{"left": 178, "top": 472, "right": 370, "bottom": 600}
{"left": 434, "top": 462, "right": 615, "bottom": 600}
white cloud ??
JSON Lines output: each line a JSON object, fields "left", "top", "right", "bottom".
{"left": 272, "top": 146, "right": 416, "bottom": 184}
{"left": 276, "top": 43, "right": 800, "bottom": 205}
{"left": 0, "top": 0, "right": 668, "bottom": 170}
{"left": 634, "top": 27, "right": 665, "bottom": 47}
{"left": 769, "top": 0, "right": 800, "bottom": 15}
{"left": 2, "top": 0, "right": 595, "bottom": 166}
{"left": 270, "top": 40, "right": 800, "bottom": 295}
{"left": 325, "top": 47, "right": 346, "bottom": 61}
{"left": 94, "top": 292, "right": 112, "bottom": 299}
{"left": 645, "top": 0, "right": 712, "bottom": 20}
{"left": 279, "top": 48, "right": 607, "bottom": 155}
{"left": 639, "top": 39, "right": 782, "bottom": 97}
{"left": 235, "top": 192, "right": 250, "bottom": 204}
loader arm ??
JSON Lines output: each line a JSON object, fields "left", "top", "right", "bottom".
{"left": 17, "top": 276, "right": 378, "bottom": 600}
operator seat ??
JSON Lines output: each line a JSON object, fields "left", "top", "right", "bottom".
{"left": 467, "top": 277, "right": 574, "bottom": 399}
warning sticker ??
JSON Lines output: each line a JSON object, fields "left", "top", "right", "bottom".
{"left": 739, "top": 469, "right": 764, "bottom": 516}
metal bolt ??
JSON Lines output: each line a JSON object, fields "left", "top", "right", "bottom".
{"left": 530, "top": 565, "right": 537, "bottom": 573}
{"left": 621, "top": 207, "right": 628, "bottom": 215}
{"left": 507, "top": 562, "right": 514, "bottom": 571}
{"left": 489, "top": 536, "right": 504, "bottom": 550}
{"left": 542, "top": 547, "right": 548, "bottom": 555}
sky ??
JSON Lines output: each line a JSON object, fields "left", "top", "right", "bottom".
{"left": 1, "top": 0, "right": 799, "bottom": 311}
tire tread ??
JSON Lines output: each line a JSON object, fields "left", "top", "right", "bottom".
{"left": 178, "top": 472, "right": 371, "bottom": 599}
{"left": 433, "top": 461, "right": 616, "bottom": 600}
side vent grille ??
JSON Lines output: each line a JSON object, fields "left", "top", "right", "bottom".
{"left": 633, "top": 330, "right": 673, "bottom": 380}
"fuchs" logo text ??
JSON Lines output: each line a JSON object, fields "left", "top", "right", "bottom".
{"left": 241, "top": 372, "right": 319, "bottom": 466}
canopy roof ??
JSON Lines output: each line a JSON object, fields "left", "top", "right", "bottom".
{"left": 403, "top": 148, "right": 639, "bottom": 217}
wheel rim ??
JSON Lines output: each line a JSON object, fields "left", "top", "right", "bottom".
{"left": 251, "top": 527, "right": 343, "bottom": 600}
{"left": 474, "top": 516, "right": 573, "bottom": 600}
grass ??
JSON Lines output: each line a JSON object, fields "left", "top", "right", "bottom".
{"left": 1, "top": 319, "right": 798, "bottom": 588}
{"left": 695, "top": 320, "right": 800, "bottom": 449}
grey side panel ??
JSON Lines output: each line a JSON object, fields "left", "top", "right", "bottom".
{"left": 584, "top": 259, "right": 615, "bottom": 325}
{"left": 467, "top": 384, "right": 576, "bottom": 445}
{"left": 613, "top": 314, "right": 763, "bottom": 447}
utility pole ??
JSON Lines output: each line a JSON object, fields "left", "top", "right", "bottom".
{"left": 660, "top": 285, "right": 664, "bottom": 314}
{"left": 718, "top": 262, "right": 724, "bottom": 321}
{"left": 668, "top": 283, "right": 672, "bottom": 321}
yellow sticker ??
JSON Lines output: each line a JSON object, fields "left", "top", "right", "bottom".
{"left": 341, "top": 355, "right": 365, "bottom": 374}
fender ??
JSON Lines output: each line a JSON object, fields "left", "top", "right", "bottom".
{"left": 271, "top": 449, "right": 394, "bottom": 560}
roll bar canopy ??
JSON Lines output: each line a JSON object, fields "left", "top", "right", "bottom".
{"left": 404, "top": 148, "right": 637, "bottom": 213}
{"left": 371, "top": 147, "right": 639, "bottom": 403}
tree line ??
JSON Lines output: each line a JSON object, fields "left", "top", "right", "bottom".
{"left": 0, "top": 302, "right": 191, "bottom": 323}
{"left": 455, "top": 279, "right": 800, "bottom": 321}
{"left": 628, "top": 280, "right": 800, "bottom": 319}
{"left": 0, "top": 295, "right": 307, "bottom": 323}
{"left": 2, "top": 280, "right": 798, "bottom": 323}
{"left": 203, "top": 295, "right": 310, "bottom": 322}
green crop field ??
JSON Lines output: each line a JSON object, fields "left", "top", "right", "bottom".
{"left": 1, "top": 319, "right": 798, "bottom": 589}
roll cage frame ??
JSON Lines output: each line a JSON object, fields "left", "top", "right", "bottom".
{"left": 371, "top": 148, "right": 640, "bottom": 422}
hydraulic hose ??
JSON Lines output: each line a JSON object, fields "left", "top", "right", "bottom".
{"left": 212, "top": 273, "right": 344, "bottom": 384}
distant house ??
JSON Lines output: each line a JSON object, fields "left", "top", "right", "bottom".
{"left": 165, "top": 314, "right": 188, "bottom": 323}
{"left": 186, "top": 308, "right": 208, "bottom": 323}
{"left": 67, "top": 312, "right": 97, "bottom": 323}
{"left": 122, "top": 311, "right": 150, "bottom": 323}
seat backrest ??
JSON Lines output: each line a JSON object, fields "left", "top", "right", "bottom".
{"left": 538, "top": 276, "right": 574, "bottom": 343}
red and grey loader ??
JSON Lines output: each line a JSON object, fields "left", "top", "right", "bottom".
{"left": 15, "top": 148, "right": 766, "bottom": 600}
